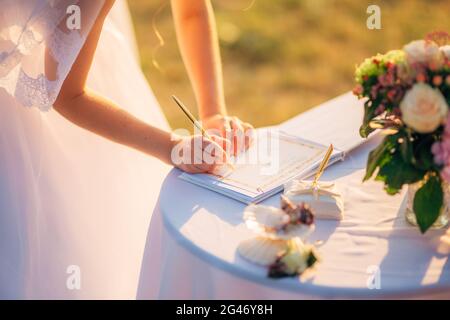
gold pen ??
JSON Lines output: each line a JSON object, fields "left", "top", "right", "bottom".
{"left": 172, "top": 95, "right": 234, "bottom": 170}
{"left": 312, "top": 144, "right": 334, "bottom": 187}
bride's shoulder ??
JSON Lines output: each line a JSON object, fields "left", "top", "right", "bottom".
{"left": 0, "top": 0, "right": 118, "bottom": 111}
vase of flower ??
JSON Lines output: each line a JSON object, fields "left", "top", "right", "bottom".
{"left": 405, "top": 179, "right": 450, "bottom": 229}
{"left": 353, "top": 31, "right": 450, "bottom": 233}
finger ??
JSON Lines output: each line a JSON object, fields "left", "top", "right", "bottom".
{"left": 242, "top": 122, "right": 254, "bottom": 131}
{"left": 203, "top": 138, "right": 230, "bottom": 164}
{"left": 198, "top": 162, "right": 216, "bottom": 173}
{"left": 209, "top": 135, "right": 232, "bottom": 161}
{"left": 190, "top": 160, "right": 216, "bottom": 173}
{"left": 189, "top": 135, "right": 207, "bottom": 165}
{"left": 242, "top": 122, "right": 255, "bottom": 149}
{"left": 205, "top": 126, "right": 222, "bottom": 139}
{"left": 230, "top": 116, "right": 244, "bottom": 132}
{"left": 190, "top": 135, "right": 205, "bottom": 149}
{"left": 230, "top": 116, "right": 246, "bottom": 155}
{"left": 209, "top": 163, "right": 233, "bottom": 176}
{"left": 222, "top": 116, "right": 233, "bottom": 141}
{"left": 179, "top": 163, "right": 204, "bottom": 174}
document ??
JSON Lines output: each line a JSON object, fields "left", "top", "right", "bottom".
{"left": 179, "top": 129, "right": 345, "bottom": 203}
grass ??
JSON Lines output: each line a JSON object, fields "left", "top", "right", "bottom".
{"left": 128, "top": 0, "right": 450, "bottom": 130}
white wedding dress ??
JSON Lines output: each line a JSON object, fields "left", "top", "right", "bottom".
{"left": 0, "top": 0, "right": 170, "bottom": 299}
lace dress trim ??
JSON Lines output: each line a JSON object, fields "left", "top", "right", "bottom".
{"left": 0, "top": 0, "right": 88, "bottom": 111}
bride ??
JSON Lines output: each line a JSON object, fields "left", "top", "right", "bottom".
{"left": 0, "top": 0, "right": 252, "bottom": 298}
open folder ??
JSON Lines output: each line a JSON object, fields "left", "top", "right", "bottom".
{"left": 179, "top": 93, "right": 368, "bottom": 203}
{"left": 179, "top": 129, "right": 349, "bottom": 204}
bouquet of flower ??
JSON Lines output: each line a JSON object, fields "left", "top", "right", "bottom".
{"left": 353, "top": 32, "right": 450, "bottom": 233}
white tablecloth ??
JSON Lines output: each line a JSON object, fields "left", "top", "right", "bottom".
{"left": 137, "top": 93, "right": 450, "bottom": 299}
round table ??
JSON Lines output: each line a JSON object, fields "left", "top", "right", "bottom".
{"left": 137, "top": 94, "right": 450, "bottom": 299}
{"left": 137, "top": 137, "right": 450, "bottom": 299}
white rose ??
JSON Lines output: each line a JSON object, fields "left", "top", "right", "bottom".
{"left": 440, "top": 45, "right": 450, "bottom": 59}
{"left": 403, "top": 40, "right": 442, "bottom": 66}
{"left": 400, "top": 83, "right": 448, "bottom": 133}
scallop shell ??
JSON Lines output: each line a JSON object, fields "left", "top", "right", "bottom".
{"left": 243, "top": 204, "right": 315, "bottom": 240}
{"left": 238, "top": 237, "right": 287, "bottom": 266}
{"left": 243, "top": 204, "right": 289, "bottom": 230}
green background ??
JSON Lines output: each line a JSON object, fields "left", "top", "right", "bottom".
{"left": 128, "top": 0, "right": 450, "bottom": 130}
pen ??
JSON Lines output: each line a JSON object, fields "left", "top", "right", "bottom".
{"left": 312, "top": 144, "right": 333, "bottom": 187}
{"left": 172, "top": 95, "right": 234, "bottom": 170}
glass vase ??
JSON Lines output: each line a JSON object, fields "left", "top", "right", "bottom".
{"left": 405, "top": 181, "right": 450, "bottom": 229}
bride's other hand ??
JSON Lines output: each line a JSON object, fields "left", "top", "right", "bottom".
{"left": 171, "top": 1, "right": 254, "bottom": 156}
{"left": 202, "top": 114, "right": 254, "bottom": 156}
{"left": 171, "top": 134, "right": 231, "bottom": 174}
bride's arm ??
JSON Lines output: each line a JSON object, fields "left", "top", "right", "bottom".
{"left": 171, "top": 0, "right": 225, "bottom": 119}
{"left": 53, "top": 1, "right": 226, "bottom": 173}
{"left": 171, "top": 0, "right": 253, "bottom": 153}
{"left": 54, "top": 1, "right": 174, "bottom": 164}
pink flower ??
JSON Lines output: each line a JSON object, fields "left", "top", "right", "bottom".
{"left": 392, "top": 107, "right": 402, "bottom": 117}
{"left": 441, "top": 166, "right": 450, "bottom": 183}
{"left": 387, "top": 89, "right": 397, "bottom": 101}
{"left": 403, "top": 40, "right": 443, "bottom": 68}
{"left": 443, "top": 139, "right": 450, "bottom": 152}
{"left": 440, "top": 45, "right": 450, "bottom": 60}
{"left": 375, "top": 104, "right": 385, "bottom": 115}
{"left": 370, "top": 84, "right": 380, "bottom": 99}
{"left": 445, "top": 119, "right": 450, "bottom": 135}
{"left": 433, "top": 115, "right": 450, "bottom": 181}
{"left": 416, "top": 73, "right": 427, "bottom": 83}
{"left": 432, "top": 142, "right": 447, "bottom": 165}
{"left": 378, "top": 73, "right": 394, "bottom": 87}
{"left": 353, "top": 84, "right": 363, "bottom": 96}
{"left": 433, "top": 75, "right": 443, "bottom": 86}
{"left": 386, "top": 61, "right": 395, "bottom": 71}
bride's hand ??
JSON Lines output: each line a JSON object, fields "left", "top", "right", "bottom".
{"left": 171, "top": 135, "right": 231, "bottom": 174}
{"left": 202, "top": 114, "right": 254, "bottom": 156}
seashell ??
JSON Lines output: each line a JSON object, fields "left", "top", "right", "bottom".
{"left": 238, "top": 237, "right": 287, "bottom": 266}
{"left": 243, "top": 203, "right": 315, "bottom": 240}
{"left": 243, "top": 204, "right": 289, "bottom": 231}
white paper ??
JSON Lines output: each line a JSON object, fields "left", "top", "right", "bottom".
{"left": 179, "top": 129, "right": 344, "bottom": 203}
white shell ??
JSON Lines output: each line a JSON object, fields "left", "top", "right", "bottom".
{"left": 243, "top": 204, "right": 315, "bottom": 240}
{"left": 238, "top": 237, "right": 287, "bottom": 266}
{"left": 244, "top": 204, "right": 289, "bottom": 230}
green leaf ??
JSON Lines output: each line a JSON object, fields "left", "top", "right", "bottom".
{"left": 359, "top": 124, "right": 375, "bottom": 139}
{"left": 414, "top": 134, "right": 439, "bottom": 171}
{"left": 375, "top": 151, "right": 426, "bottom": 195}
{"left": 413, "top": 175, "right": 443, "bottom": 234}
{"left": 306, "top": 249, "right": 318, "bottom": 268}
{"left": 360, "top": 100, "right": 377, "bottom": 138}
{"left": 364, "top": 141, "right": 391, "bottom": 181}
{"left": 364, "top": 133, "right": 400, "bottom": 182}
{"left": 399, "top": 131, "right": 414, "bottom": 164}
